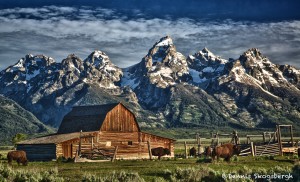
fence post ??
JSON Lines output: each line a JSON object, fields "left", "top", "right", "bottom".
{"left": 112, "top": 146, "right": 118, "bottom": 162}
{"left": 250, "top": 142, "right": 255, "bottom": 157}
{"left": 290, "top": 125, "right": 294, "bottom": 147}
{"left": 184, "top": 141, "right": 188, "bottom": 159}
{"left": 277, "top": 125, "right": 283, "bottom": 156}
{"left": 78, "top": 130, "right": 82, "bottom": 156}
{"left": 147, "top": 140, "right": 152, "bottom": 160}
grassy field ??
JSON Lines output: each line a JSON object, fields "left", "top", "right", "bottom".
{"left": 0, "top": 137, "right": 299, "bottom": 181}
{"left": 0, "top": 149, "right": 299, "bottom": 181}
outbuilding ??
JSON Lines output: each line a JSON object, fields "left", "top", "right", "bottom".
{"left": 17, "top": 103, "right": 175, "bottom": 161}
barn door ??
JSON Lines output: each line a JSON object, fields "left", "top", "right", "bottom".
{"left": 62, "top": 144, "right": 72, "bottom": 158}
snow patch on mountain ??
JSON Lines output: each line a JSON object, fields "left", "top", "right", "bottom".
{"left": 202, "top": 67, "right": 214, "bottom": 73}
{"left": 26, "top": 69, "right": 40, "bottom": 81}
{"left": 155, "top": 36, "right": 173, "bottom": 47}
{"left": 120, "top": 68, "right": 140, "bottom": 89}
{"left": 189, "top": 68, "right": 207, "bottom": 83}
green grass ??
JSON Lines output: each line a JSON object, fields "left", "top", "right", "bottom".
{"left": 1, "top": 155, "right": 298, "bottom": 182}
{"left": 1, "top": 137, "right": 300, "bottom": 181}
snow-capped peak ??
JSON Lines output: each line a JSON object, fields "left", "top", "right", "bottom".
{"left": 240, "top": 48, "right": 273, "bottom": 67}
{"left": 198, "top": 48, "right": 227, "bottom": 64}
{"left": 85, "top": 50, "right": 110, "bottom": 67}
{"left": 142, "top": 36, "right": 189, "bottom": 88}
{"left": 155, "top": 36, "right": 173, "bottom": 47}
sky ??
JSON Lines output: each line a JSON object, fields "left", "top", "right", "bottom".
{"left": 0, "top": 0, "right": 300, "bottom": 70}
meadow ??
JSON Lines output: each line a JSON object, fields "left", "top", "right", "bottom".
{"left": 0, "top": 144, "right": 299, "bottom": 182}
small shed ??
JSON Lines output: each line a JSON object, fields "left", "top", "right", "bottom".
{"left": 17, "top": 103, "right": 175, "bottom": 161}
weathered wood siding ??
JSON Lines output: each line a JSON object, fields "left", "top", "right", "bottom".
{"left": 17, "top": 144, "right": 56, "bottom": 161}
{"left": 140, "top": 132, "right": 175, "bottom": 158}
{"left": 96, "top": 131, "right": 174, "bottom": 159}
{"left": 100, "top": 104, "right": 139, "bottom": 132}
{"left": 57, "top": 136, "right": 98, "bottom": 159}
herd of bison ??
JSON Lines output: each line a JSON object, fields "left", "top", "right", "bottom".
{"left": 6, "top": 143, "right": 246, "bottom": 166}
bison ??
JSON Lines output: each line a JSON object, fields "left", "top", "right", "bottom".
{"left": 151, "top": 147, "right": 170, "bottom": 160}
{"left": 204, "top": 146, "right": 213, "bottom": 158}
{"left": 189, "top": 147, "right": 197, "bottom": 157}
{"left": 7, "top": 150, "right": 28, "bottom": 166}
{"left": 212, "top": 143, "right": 240, "bottom": 162}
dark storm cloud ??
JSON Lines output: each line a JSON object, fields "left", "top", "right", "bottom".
{"left": 0, "top": 6, "right": 300, "bottom": 70}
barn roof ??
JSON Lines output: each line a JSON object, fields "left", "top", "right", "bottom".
{"left": 17, "top": 131, "right": 97, "bottom": 144}
{"left": 57, "top": 103, "right": 119, "bottom": 134}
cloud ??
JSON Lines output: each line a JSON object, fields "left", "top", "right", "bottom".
{"left": 0, "top": 6, "right": 300, "bottom": 70}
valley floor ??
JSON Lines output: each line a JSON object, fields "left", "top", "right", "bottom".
{"left": 0, "top": 149, "right": 299, "bottom": 182}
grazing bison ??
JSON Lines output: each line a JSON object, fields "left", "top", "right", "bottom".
{"left": 189, "top": 147, "right": 197, "bottom": 157}
{"left": 151, "top": 147, "right": 170, "bottom": 160}
{"left": 7, "top": 150, "right": 28, "bottom": 166}
{"left": 212, "top": 143, "right": 240, "bottom": 162}
{"left": 204, "top": 146, "right": 213, "bottom": 158}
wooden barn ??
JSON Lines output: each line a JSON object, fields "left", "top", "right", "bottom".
{"left": 17, "top": 103, "right": 175, "bottom": 161}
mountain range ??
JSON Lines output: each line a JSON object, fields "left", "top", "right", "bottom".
{"left": 0, "top": 95, "right": 53, "bottom": 145}
{"left": 0, "top": 36, "right": 299, "bottom": 135}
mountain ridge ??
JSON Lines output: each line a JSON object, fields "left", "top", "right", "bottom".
{"left": 0, "top": 36, "right": 299, "bottom": 131}
{"left": 0, "top": 95, "right": 54, "bottom": 145}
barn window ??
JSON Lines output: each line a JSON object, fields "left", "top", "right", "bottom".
{"left": 106, "top": 141, "right": 111, "bottom": 146}
{"left": 128, "top": 141, "right": 133, "bottom": 145}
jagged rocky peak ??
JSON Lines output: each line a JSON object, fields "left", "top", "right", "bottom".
{"left": 142, "top": 36, "right": 189, "bottom": 88}
{"left": 85, "top": 50, "right": 110, "bottom": 67}
{"left": 279, "top": 64, "right": 300, "bottom": 89}
{"left": 187, "top": 47, "right": 227, "bottom": 70}
{"left": 83, "top": 50, "right": 123, "bottom": 89}
{"left": 1, "top": 54, "right": 57, "bottom": 83}
{"left": 144, "top": 35, "right": 179, "bottom": 67}
{"left": 61, "top": 54, "right": 84, "bottom": 73}
{"left": 239, "top": 48, "right": 273, "bottom": 68}
{"left": 237, "top": 48, "right": 289, "bottom": 87}
{"left": 6, "top": 54, "right": 56, "bottom": 72}
{"left": 188, "top": 47, "right": 227, "bottom": 66}
{"left": 187, "top": 48, "right": 227, "bottom": 86}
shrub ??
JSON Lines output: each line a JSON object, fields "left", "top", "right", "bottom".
{"left": 153, "top": 177, "right": 167, "bottom": 182}
{"left": 292, "top": 162, "right": 300, "bottom": 181}
{"left": 82, "top": 174, "right": 100, "bottom": 182}
{"left": 232, "top": 155, "right": 239, "bottom": 162}
{"left": 252, "top": 167, "right": 267, "bottom": 175}
{"left": 82, "top": 171, "right": 145, "bottom": 182}
{"left": 56, "top": 156, "right": 74, "bottom": 163}
{"left": 164, "top": 167, "right": 224, "bottom": 182}
{"left": 196, "top": 157, "right": 211, "bottom": 163}
{"left": 238, "top": 166, "right": 252, "bottom": 175}
{"left": 0, "top": 163, "right": 64, "bottom": 182}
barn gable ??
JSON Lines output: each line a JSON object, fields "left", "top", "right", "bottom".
{"left": 100, "top": 103, "right": 140, "bottom": 132}
{"left": 57, "top": 103, "right": 140, "bottom": 134}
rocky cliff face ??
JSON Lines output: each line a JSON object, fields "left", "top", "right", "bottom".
{"left": 187, "top": 47, "right": 228, "bottom": 89}
{"left": 1, "top": 36, "right": 300, "bottom": 130}
{"left": 121, "top": 36, "right": 190, "bottom": 109}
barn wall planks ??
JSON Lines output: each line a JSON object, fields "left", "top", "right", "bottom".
{"left": 95, "top": 131, "right": 175, "bottom": 159}
{"left": 17, "top": 144, "right": 56, "bottom": 161}
{"left": 100, "top": 104, "right": 139, "bottom": 132}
